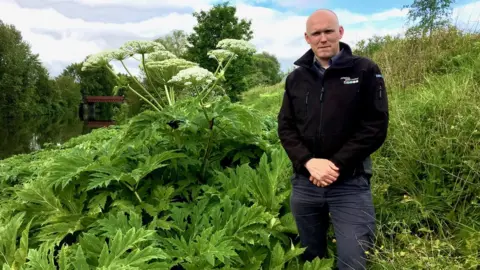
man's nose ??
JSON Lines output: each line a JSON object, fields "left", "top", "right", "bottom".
{"left": 319, "top": 33, "right": 327, "bottom": 42}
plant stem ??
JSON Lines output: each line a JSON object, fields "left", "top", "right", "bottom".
{"left": 127, "top": 85, "right": 161, "bottom": 112}
{"left": 201, "top": 119, "right": 215, "bottom": 181}
{"left": 120, "top": 60, "right": 163, "bottom": 110}
{"left": 133, "top": 191, "right": 143, "bottom": 203}
{"left": 106, "top": 65, "right": 120, "bottom": 81}
{"left": 164, "top": 84, "right": 173, "bottom": 106}
{"left": 121, "top": 182, "right": 143, "bottom": 203}
{"left": 142, "top": 54, "right": 164, "bottom": 102}
{"left": 199, "top": 55, "right": 235, "bottom": 100}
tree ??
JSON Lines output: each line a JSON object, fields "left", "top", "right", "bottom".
{"left": 403, "top": 0, "right": 456, "bottom": 37}
{"left": 154, "top": 30, "right": 189, "bottom": 57}
{"left": 244, "top": 52, "right": 283, "bottom": 88}
{"left": 61, "top": 62, "right": 117, "bottom": 97}
{"left": 0, "top": 20, "right": 48, "bottom": 116}
{"left": 185, "top": 2, "right": 254, "bottom": 101}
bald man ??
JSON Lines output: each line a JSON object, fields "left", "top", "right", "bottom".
{"left": 277, "top": 9, "right": 389, "bottom": 270}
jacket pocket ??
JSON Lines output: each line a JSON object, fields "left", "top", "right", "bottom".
{"left": 374, "top": 75, "right": 388, "bottom": 112}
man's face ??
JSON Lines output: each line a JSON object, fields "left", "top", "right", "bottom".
{"left": 304, "top": 12, "right": 344, "bottom": 60}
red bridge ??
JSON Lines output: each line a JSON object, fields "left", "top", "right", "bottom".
{"left": 85, "top": 96, "right": 125, "bottom": 103}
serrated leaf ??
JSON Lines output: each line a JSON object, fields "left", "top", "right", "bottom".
{"left": 73, "top": 246, "right": 90, "bottom": 270}
{"left": 269, "top": 243, "right": 285, "bottom": 270}
{"left": 303, "top": 257, "right": 334, "bottom": 270}
{"left": 13, "top": 217, "right": 33, "bottom": 269}
{"left": 43, "top": 148, "right": 96, "bottom": 189}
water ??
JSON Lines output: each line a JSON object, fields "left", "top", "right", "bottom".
{"left": 0, "top": 110, "right": 115, "bottom": 160}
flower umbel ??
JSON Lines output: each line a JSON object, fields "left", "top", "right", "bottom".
{"left": 145, "top": 58, "right": 198, "bottom": 73}
{"left": 207, "top": 49, "right": 237, "bottom": 63}
{"left": 121, "top": 40, "right": 165, "bottom": 55}
{"left": 145, "top": 50, "right": 178, "bottom": 63}
{"left": 82, "top": 50, "right": 114, "bottom": 71}
{"left": 216, "top": 39, "right": 256, "bottom": 55}
{"left": 168, "top": 66, "right": 216, "bottom": 87}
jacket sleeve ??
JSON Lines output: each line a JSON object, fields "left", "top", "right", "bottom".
{"left": 329, "top": 62, "right": 389, "bottom": 171}
{"left": 277, "top": 75, "right": 314, "bottom": 171}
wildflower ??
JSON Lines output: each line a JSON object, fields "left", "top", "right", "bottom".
{"left": 145, "top": 50, "right": 177, "bottom": 63}
{"left": 168, "top": 66, "right": 216, "bottom": 87}
{"left": 144, "top": 58, "right": 197, "bottom": 73}
{"left": 207, "top": 49, "right": 237, "bottom": 63}
{"left": 81, "top": 50, "right": 113, "bottom": 71}
{"left": 109, "top": 49, "right": 130, "bottom": 61}
{"left": 216, "top": 38, "right": 256, "bottom": 55}
{"left": 120, "top": 40, "right": 165, "bottom": 55}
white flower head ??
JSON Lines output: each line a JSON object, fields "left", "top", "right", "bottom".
{"left": 168, "top": 66, "right": 216, "bottom": 87}
{"left": 82, "top": 50, "right": 113, "bottom": 71}
{"left": 82, "top": 49, "right": 131, "bottom": 71}
{"left": 145, "top": 50, "right": 178, "bottom": 63}
{"left": 109, "top": 49, "right": 130, "bottom": 61}
{"left": 216, "top": 39, "right": 256, "bottom": 55}
{"left": 120, "top": 40, "right": 165, "bottom": 54}
{"left": 207, "top": 49, "right": 237, "bottom": 63}
{"left": 144, "top": 58, "right": 197, "bottom": 73}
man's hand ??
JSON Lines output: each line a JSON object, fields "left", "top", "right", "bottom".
{"left": 304, "top": 158, "right": 339, "bottom": 187}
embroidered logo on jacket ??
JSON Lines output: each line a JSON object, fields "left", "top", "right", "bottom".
{"left": 340, "top": 77, "right": 359, "bottom": 84}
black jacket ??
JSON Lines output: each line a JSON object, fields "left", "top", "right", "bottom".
{"left": 277, "top": 42, "right": 389, "bottom": 179}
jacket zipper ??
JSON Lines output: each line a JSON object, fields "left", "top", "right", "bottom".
{"left": 378, "top": 85, "right": 383, "bottom": 99}
{"left": 315, "top": 70, "right": 327, "bottom": 158}
{"left": 318, "top": 69, "right": 328, "bottom": 136}
{"left": 305, "top": 91, "right": 309, "bottom": 117}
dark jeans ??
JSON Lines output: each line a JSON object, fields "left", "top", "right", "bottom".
{"left": 290, "top": 173, "right": 376, "bottom": 270}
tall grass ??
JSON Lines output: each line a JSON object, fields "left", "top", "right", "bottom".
{"left": 240, "top": 28, "right": 480, "bottom": 269}
{"left": 353, "top": 27, "right": 480, "bottom": 90}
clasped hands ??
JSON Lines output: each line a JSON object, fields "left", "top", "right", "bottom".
{"left": 305, "top": 158, "right": 339, "bottom": 187}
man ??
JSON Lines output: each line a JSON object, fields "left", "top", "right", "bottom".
{"left": 277, "top": 9, "right": 389, "bottom": 270}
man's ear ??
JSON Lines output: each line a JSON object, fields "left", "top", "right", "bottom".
{"left": 339, "top": 26, "right": 344, "bottom": 39}
{"left": 304, "top": 32, "right": 310, "bottom": 44}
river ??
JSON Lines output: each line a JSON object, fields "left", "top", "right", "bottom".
{"left": 0, "top": 110, "right": 116, "bottom": 160}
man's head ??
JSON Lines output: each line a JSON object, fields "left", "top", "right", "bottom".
{"left": 304, "top": 9, "right": 344, "bottom": 61}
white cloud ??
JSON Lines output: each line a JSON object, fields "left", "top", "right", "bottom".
{"left": 452, "top": 1, "right": 480, "bottom": 30}
{"left": 234, "top": 2, "right": 407, "bottom": 68}
{"left": 0, "top": 0, "right": 200, "bottom": 75}
{"left": 1, "top": 0, "right": 478, "bottom": 77}
{"left": 33, "top": 0, "right": 213, "bottom": 9}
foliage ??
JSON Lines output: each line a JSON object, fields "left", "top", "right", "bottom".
{"left": 2, "top": 10, "right": 480, "bottom": 270}
{"left": 154, "top": 30, "right": 189, "bottom": 58}
{"left": 0, "top": 32, "right": 329, "bottom": 269}
{"left": 62, "top": 62, "right": 118, "bottom": 97}
{"left": 185, "top": 2, "right": 254, "bottom": 101}
{"left": 0, "top": 20, "right": 81, "bottom": 118}
{"left": 0, "top": 101, "right": 316, "bottom": 269}
{"left": 244, "top": 52, "right": 283, "bottom": 89}
{"left": 403, "top": 0, "right": 455, "bottom": 37}
{"left": 353, "top": 27, "right": 480, "bottom": 90}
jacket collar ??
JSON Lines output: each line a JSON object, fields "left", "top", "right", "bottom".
{"left": 294, "top": 41, "right": 354, "bottom": 69}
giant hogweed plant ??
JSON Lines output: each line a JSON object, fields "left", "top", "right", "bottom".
{"left": 80, "top": 38, "right": 269, "bottom": 181}
{"left": 0, "top": 39, "right": 333, "bottom": 269}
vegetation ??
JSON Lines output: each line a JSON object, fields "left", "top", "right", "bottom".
{"left": 183, "top": 2, "right": 282, "bottom": 102}
{"left": 0, "top": 20, "right": 81, "bottom": 118}
{"left": 1, "top": 0, "right": 479, "bottom": 269}
{"left": 403, "top": 0, "right": 456, "bottom": 36}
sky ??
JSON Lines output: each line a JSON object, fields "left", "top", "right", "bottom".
{"left": 1, "top": 0, "right": 479, "bottom": 77}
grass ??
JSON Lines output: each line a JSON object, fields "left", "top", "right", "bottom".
{"left": 240, "top": 27, "right": 480, "bottom": 269}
